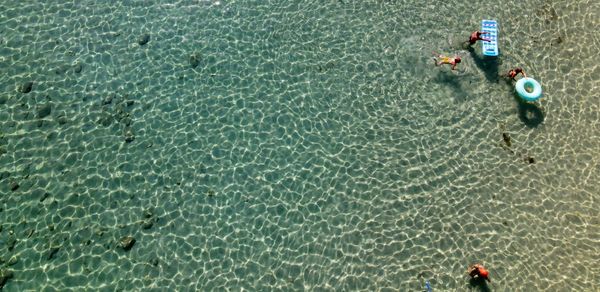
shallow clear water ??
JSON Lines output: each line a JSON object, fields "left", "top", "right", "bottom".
{"left": 0, "top": 0, "right": 599, "bottom": 290}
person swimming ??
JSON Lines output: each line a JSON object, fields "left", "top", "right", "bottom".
{"left": 433, "top": 53, "right": 462, "bottom": 70}
{"left": 468, "top": 31, "right": 491, "bottom": 45}
{"left": 467, "top": 264, "right": 491, "bottom": 282}
{"left": 507, "top": 67, "right": 526, "bottom": 80}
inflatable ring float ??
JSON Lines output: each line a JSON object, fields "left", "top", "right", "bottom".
{"left": 515, "top": 77, "right": 542, "bottom": 102}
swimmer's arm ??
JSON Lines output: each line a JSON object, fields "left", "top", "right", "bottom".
{"left": 480, "top": 31, "right": 491, "bottom": 42}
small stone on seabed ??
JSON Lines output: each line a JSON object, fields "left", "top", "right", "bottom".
{"left": 47, "top": 246, "right": 60, "bottom": 260}
{"left": 56, "top": 114, "right": 68, "bottom": 125}
{"left": 142, "top": 219, "right": 153, "bottom": 229}
{"left": 124, "top": 129, "right": 135, "bottom": 143}
{"left": 74, "top": 63, "right": 83, "bottom": 73}
{"left": 143, "top": 208, "right": 154, "bottom": 218}
{"left": 138, "top": 34, "right": 150, "bottom": 45}
{"left": 9, "top": 180, "right": 19, "bottom": 191}
{"left": 119, "top": 236, "right": 136, "bottom": 251}
{"left": 7, "top": 256, "right": 18, "bottom": 266}
{"left": 6, "top": 236, "right": 16, "bottom": 251}
{"left": 37, "top": 103, "right": 52, "bottom": 118}
{"left": 502, "top": 132, "right": 511, "bottom": 147}
{"left": 0, "top": 269, "right": 14, "bottom": 289}
{"left": 189, "top": 53, "right": 200, "bottom": 68}
{"left": 20, "top": 81, "right": 33, "bottom": 93}
{"left": 102, "top": 95, "right": 114, "bottom": 105}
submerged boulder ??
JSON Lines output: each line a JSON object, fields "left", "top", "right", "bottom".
{"left": 137, "top": 34, "right": 150, "bottom": 46}
{"left": 119, "top": 236, "right": 136, "bottom": 251}
{"left": 37, "top": 103, "right": 52, "bottom": 118}
{"left": 0, "top": 269, "right": 13, "bottom": 289}
{"left": 20, "top": 81, "right": 33, "bottom": 93}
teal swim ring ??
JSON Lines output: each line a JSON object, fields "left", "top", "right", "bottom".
{"left": 515, "top": 77, "right": 542, "bottom": 101}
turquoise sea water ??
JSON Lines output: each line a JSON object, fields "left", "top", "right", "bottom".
{"left": 1, "top": 0, "right": 599, "bottom": 290}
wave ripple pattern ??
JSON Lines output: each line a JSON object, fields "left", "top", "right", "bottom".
{"left": 0, "top": 0, "right": 598, "bottom": 291}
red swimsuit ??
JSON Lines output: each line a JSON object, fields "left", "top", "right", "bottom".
{"left": 508, "top": 68, "right": 524, "bottom": 79}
